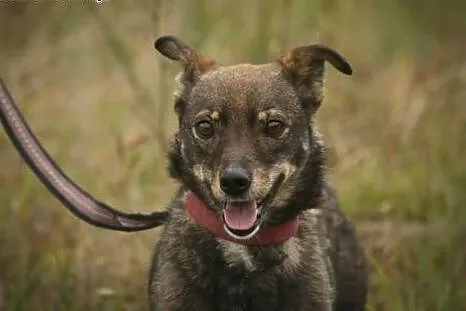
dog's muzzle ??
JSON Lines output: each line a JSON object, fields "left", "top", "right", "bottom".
{"left": 220, "top": 172, "right": 286, "bottom": 240}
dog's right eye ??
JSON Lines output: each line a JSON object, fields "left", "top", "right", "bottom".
{"left": 194, "top": 120, "right": 214, "bottom": 139}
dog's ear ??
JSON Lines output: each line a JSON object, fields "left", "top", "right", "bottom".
{"left": 154, "top": 35, "right": 216, "bottom": 83}
{"left": 280, "top": 44, "right": 352, "bottom": 111}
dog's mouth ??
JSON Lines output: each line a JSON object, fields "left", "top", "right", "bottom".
{"left": 222, "top": 200, "right": 261, "bottom": 240}
{"left": 220, "top": 173, "right": 286, "bottom": 240}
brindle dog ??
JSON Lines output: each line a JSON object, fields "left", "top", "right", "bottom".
{"left": 0, "top": 35, "right": 368, "bottom": 311}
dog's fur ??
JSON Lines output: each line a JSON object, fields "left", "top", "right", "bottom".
{"left": 146, "top": 36, "right": 368, "bottom": 311}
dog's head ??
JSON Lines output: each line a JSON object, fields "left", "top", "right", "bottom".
{"left": 155, "top": 35, "right": 352, "bottom": 239}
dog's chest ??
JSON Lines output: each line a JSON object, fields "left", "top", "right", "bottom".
{"left": 218, "top": 240, "right": 258, "bottom": 271}
{"left": 216, "top": 238, "right": 302, "bottom": 272}
{"left": 209, "top": 238, "right": 305, "bottom": 310}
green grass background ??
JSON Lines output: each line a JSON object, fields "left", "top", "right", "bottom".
{"left": 0, "top": 1, "right": 465, "bottom": 310}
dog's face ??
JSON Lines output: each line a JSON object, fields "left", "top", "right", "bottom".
{"left": 155, "top": 36, "right": 352, "bottom": 239}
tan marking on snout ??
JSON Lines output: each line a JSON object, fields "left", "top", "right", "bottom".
{"left": 251, "top": 161, "right": 297, "bottom": 204}
{"left": 274, "top": 161, "right": 297, "bottom": 183}
{"left": 253, "top": 161, "right": 297, "bottom": 186}
{"left": 252, "top": 161, "right": 298, "bottom": 207}
{"left": 250, "top": 167, "right": 273, "bottom": 199}
{"left": 210, "top": 169, "right": 219, "bottom": 196}
{"left": 192, "top": 164, "right": 213, "bottom": 183}
{"left": 217, "top": 239, "right": 257, "bottom": 271}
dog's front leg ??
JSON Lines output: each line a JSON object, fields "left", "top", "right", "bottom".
{"left": 149, "top": 257, "right": 212, "bottom": 311}
{"left": 149, "top": 281, "right": 212, "bottom": 311}
{"left": 300, "top": 211, "right": 337, "bottom": 311}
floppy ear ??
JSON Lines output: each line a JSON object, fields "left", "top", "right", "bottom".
{"left": 280, "top": 44, "right": 352, "bottom": 111}
{"left": 154, "top": 35, "right": 217, "bottom": 84}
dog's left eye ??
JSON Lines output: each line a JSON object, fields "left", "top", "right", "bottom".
{"left": 194, "top": 120, "right": 214, "bottom": 139}
{"left": 265, "top": 120, "right": 286, "bottom": 138}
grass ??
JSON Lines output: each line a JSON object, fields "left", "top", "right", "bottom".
{"left": 0, "top": 1, "right": 465, "bottom": 310}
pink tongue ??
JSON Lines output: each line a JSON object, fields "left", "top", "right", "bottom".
{"left": 223, "top": 201, "right": 258, "bottom": 230}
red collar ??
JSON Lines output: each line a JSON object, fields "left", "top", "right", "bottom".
{"left": 183, "top": 191, "right": 299, "bottom": 246}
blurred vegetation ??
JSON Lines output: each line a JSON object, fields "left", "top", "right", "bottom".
{"left": 0, "top": 1, "right": 465, "bottom": 310}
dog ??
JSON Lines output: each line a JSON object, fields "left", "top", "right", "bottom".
{"left": 0, "top": 35, "right": 368, "bottom": 311}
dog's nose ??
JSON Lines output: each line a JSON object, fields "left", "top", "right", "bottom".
{"left": 220, "top": 164, "right": 252, "bottom": 196}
